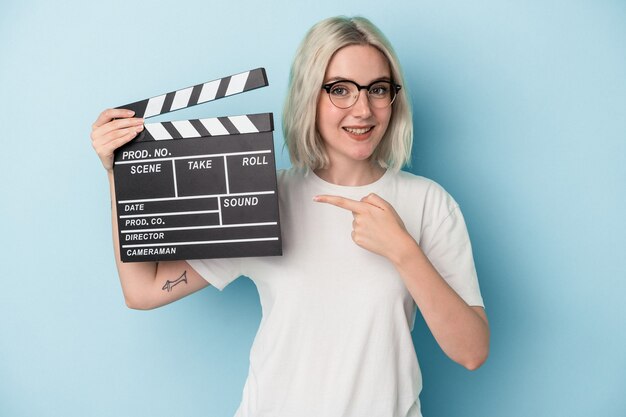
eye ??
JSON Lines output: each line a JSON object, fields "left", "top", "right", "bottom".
{"left": 369, "top": 83, "right": 390, "bottom": 97}
{"left": 330, "top": 84, "right": 352, "bottom": 97}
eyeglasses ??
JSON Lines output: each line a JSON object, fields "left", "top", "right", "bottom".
{"left": 321, "top": 79, "right": 402, "bottom": 109}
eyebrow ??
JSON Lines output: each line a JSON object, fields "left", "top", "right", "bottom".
{"left": 324, "top": 76, "right": 392, "bottom": 84}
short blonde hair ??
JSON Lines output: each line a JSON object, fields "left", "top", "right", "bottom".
{"left": 282, "top": 16, "right": 413, "bottom": 171}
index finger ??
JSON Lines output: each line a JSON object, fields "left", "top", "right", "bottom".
{"left": 314, "top": 194, "right": 367, "bottom": 214}
{"left": 92, "top": 108, "right": 135, "bottom": 129}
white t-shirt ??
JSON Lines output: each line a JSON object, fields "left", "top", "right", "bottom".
{"left": 188, "top": 168, "right": 483, "bottom": 417}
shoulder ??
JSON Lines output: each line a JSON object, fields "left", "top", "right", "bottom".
{"left": 393, "top": 170, "right": 457, "bottom": 206}
{"left": 392, "top": 169, "right": 437, "bottom": 190}
{"left": 390, "top": 170, "right": 460, "bottom": 223}
{"left": 276, "top": 167, "right": 307, "bottom": 188}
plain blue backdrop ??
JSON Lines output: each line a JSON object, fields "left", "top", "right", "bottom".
{"left": 1, "top": 1, "right": 624, "bottom": 416}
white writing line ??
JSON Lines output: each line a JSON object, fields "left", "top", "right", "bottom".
{"left": 115, "top": 149, "right": 271, "bottom": 165}
{"left": 119, "top": 190, "right": 274, "bottom": 204}
{"left": 119, "top": 209, "right": 220, "bottom": 219}
{"left": 122, "top": 237, "right": 279, "bottom": 249}
{"left": 217, "top": 196, "right": 223, "bottom": 226}
{"left": 172, "top": 160, "right": 178, "bottom": 198}
{"left": 121, "top": 221, "right": 278, "bottom": 234}
{"left": 223, "top": 155, "right": 230, "bottom": 194}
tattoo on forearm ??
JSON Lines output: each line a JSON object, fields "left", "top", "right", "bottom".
{"left": 162, "top": 271, "right": 188, "bottom": 292}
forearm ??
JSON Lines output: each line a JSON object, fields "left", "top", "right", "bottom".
{"left": 107, "top": 171, "right": 160, "bottom": 307}
{"left": 106, "top": 171, "right": 209, "bottom": 309}
{"left": 391, "top": 235, "right": 490, "bottom": 370}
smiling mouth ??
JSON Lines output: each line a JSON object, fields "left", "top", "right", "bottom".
{"left": 343, "top": 126, "right": 374, "bottom": 135}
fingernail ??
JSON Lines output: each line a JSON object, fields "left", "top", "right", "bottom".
{"left": 126, "top": 110, "right": 135, "bottom": 116}
{"left": 136, "top": 125, "right": 144, "bottom": 132}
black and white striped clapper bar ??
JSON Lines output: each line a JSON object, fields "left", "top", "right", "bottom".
{"left": 113, "top": 68, "right": 282, "bottom": 262}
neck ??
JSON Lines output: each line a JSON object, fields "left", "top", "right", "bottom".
{"left": 314, "top": 160, "right": 386, "bottom": 186}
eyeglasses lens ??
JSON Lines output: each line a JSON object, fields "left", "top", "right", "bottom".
{"left": 328, "top": 81, "right": 396, "bottom": 109}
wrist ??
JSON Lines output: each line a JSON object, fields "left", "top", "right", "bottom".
{"left": 388, "top": 232, "right": 422, "bottom": 268}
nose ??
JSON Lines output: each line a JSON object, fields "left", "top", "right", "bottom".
{"left": 351, "top": 89, "right": 373, "bottom": 117}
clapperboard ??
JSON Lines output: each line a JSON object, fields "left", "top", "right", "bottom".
{"left": 113, "top": 68, "right": 282, "bottom": 262}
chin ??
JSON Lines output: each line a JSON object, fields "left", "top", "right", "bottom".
{"left": 350, "top": 150, "right": 377, "bottom": 161}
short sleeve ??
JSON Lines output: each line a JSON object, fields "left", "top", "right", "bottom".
{"left": 419, "top": 189, "right": 484, "bottom": 308}
{"left": 186, "top": 257, "right": 242, "bottom": 291}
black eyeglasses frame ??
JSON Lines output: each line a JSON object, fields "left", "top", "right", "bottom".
{"left": 321, "top": 79, "right": 402, "bottom": 109}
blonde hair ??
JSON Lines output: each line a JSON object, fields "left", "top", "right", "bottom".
{"left": 282, "top": 16, "right": 413, "bottom": 171}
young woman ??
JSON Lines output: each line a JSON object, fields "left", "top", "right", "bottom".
{"left": 91, "top": 16, "right": 489, "bottom": 417}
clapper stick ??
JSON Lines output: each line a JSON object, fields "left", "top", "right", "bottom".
{"left": 117, "top": 68, "right": 268, "bottom": 118}
{"left": 112, "top": 68, "right": 282, "bottom": 262}
{"left": 139, "top": 113, "right": 274, "bottom": 142}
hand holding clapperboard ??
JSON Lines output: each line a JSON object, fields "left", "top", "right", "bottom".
{"left": 112, "top": 68, "right": 282, "bottom": 262}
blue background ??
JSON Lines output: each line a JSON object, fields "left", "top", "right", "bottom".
{"left": 1, "top": 1, "right": 624, "bottom": 416}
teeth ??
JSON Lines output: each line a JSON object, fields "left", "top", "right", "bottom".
{"left": 344, "top": 127, "right": 372, "bottom": 135}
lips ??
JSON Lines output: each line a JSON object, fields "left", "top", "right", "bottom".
{"left": 343, "top": 126, "right": 374, "bottom": 135}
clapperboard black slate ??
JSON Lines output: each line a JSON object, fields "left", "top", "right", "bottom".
{"left": 113, "top": 68, "right": 282, "bottom": 262}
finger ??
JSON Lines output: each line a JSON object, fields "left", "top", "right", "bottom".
{"left": 93, "top": 124, "right": 143, "bottom": 147}
{"left": 92, "top": 129, "right": 142, "bottom": 163}
{"left": 94, "top": 130, "right": 139, "bottom": 159}
{"left": 360, "top": 193, "right": 389, "bottom": 210}
{"left": 92, "top": 108, "right": 135, "bottom": 129}
{"left": 314, "top": 194, "right": 367, "bottom": 214}
{"left": 108, "top": 131, "right": 140, "bottom": 150}
{"left": 94, "top": 117, "right": 144, "bottom": 139}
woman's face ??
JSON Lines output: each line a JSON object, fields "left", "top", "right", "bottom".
{"left": 316, "top": 44, "right": 392, "bottom": 167}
